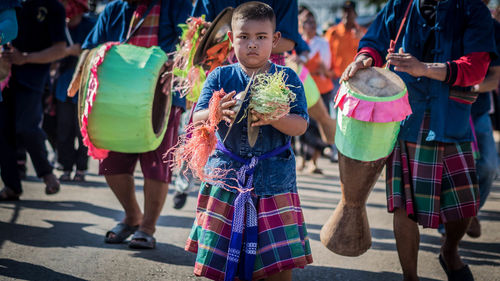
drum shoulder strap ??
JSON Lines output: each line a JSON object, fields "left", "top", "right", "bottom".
{"left": 123, "top": 0, "right": 160, "bottom": 44}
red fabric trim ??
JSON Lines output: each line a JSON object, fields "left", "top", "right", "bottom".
{"left": 452, "top": 52, "right": 491, "bottom": 87}
{"left": 356, "top": 47, "right": 383, "bottom": 67}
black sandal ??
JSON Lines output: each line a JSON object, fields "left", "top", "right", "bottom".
{"left": 439, "top": 254, "right": 474, "bottom": 281}
{"left": 105, "top": 223, "right": 139, "bottom": 244}
{"left": 0, "top": 187, "right": 21, "bottom": 201}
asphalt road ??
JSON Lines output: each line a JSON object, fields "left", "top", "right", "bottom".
{"left": 1, "top": 156, "right": 499, "bottom": 281}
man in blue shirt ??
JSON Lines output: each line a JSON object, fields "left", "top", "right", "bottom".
{"left": 71, "top": 0, "right": 192, "bottom": 249}
{"left": 0, "top": 0, "right": 20, "bottom": 201}
{"left": 1, "top": 0, "right": 68, "bottom": 198}
{"left": 341, "top": 0, "right": 496, "bottom": 280}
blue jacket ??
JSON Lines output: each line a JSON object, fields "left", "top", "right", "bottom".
{"left": 195, "top": 63, "right": 308, "bottom": 195}
{"left": 359, "top": 0, "right": 496, "bottom": 143}
{"left": 82, "top": 0, "right": 192, "bottom": 109}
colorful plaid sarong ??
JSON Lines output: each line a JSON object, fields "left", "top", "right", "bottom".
{"left": 186, "top": 183, "right": 313, "bottom": 281}
{"left": 127, "top": 0, "right": 160, "bottom": 48}
{"left": 386, "top": 113, "right": 479, "bottom": 228}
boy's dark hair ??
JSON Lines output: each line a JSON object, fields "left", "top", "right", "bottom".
{"left": 231, "top": 1, "right": 276, "bottom": 31}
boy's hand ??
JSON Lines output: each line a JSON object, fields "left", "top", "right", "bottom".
{"left": 220, "top": 90, "right": 237, "bottom": 123}
{"left": 250, "top": 110, "right": 274, "bottom": 127}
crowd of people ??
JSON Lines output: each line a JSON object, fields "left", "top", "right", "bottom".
{"left": 1, "top": 0, "right": 500, "bottom": 281}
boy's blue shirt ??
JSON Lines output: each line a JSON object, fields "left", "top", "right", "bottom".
{"left": 359, "top": 0, "right": 496, "bottom": 143}
{"left": 195, "top": 63, "right": 308, "bottom": 195}
{"left": 81, "top": 0, "right": 191, "bottom": 109}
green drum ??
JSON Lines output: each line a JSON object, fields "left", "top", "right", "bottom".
{"left": 79, "top": 43, "right": 171, "bottom": 154}
{"left": 334, "top": 67, "right": 412, "bottom": 162}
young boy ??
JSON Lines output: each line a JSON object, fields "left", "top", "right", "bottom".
{"left": 185, "top": 2, "right": 312, "bottom": 281}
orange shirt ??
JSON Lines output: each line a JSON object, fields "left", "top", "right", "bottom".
{"left": 305, "top": 52, "right": 334, "bottom": 94}
{"left": 324, "top": 22, "right": 364, "bottom": 78}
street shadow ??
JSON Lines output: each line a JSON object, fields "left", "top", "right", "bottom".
{"left": 0, "top": 200, "right": 197, "bottom": 230}
{"left": 292, "top": 265, "right": 440, "bottom": 281}
{"left": 0, "top": 259, "right": 86, "bottom": 281}
{"left": 0, "top": 220, "right": 194, "bottom": 267}
{"left": 478, "top": 210, "right": 500, "bottom": 222}
{"left": 132, "top": 243, "right": 196, "bottom": 266}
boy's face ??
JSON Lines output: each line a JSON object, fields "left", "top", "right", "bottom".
{"left": 229, "top": 18, "right": 280, "bottom": 70}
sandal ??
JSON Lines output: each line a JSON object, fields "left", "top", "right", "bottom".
{"left": 129, "top": 230, "right": 156, "bottom": 249}
{"left": 0, "top": 187, "right": 21, "bottom": 201}
{"left": 43, "top": 173, "right": 60, "bottom": 195}
{"left": 105, "top": 223, "right": 139, "bottom": 244}
{"left": 439, "top": 254, "right": 474, "bottom": 281}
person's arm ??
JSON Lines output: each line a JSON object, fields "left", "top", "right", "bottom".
{"left": 387, "top": 49, "right": 491, "bottom": 86}
{"left": 272, "top": 0, "right": 300, "bottom": 53}
{"left": 473, "top": 65, "right": 500, "bottom": 92}
{"left": 0, "top": 8, "right": 18, "bottom": 45}
{"left": 2, "top": 41, "right": 67, "bottom": 65}
{"left": 272, "top": 37, "right": 295, "bottom": 54}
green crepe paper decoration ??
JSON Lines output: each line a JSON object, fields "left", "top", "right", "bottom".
{"left": 299, "top": 65, "right": 320, "bottom": 108}
{"left": 249, "top": 70, "right": 296, "bottom": 120}
{"left": 84, "top": 44, "right": 170, "bottom": 153}
{"left": 335, "top": 110, "right": 401, "bottom": 162}
{"left": 173, "top": 16, "right": 208, "bottom": 102}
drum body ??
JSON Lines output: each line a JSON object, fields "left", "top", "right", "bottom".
{"left": 79, "top": 43, "right": 171, "bottom": 153}
{"left": 321, "top": 67, "right": 411, "bottom": 256}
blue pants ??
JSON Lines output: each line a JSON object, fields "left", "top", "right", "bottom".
{"left": 0, "top": 92, "right": 22, "bottom": 194}
{"left": 473, "top": 111, "right": 498, "bottom": 209}
{"left": 5, "top": 81, "right": 53, "bottom": 178}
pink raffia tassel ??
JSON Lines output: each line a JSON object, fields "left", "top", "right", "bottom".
{"left": 170, "top": 89, "right": 227, "bottom": 182}
{"left": 80, "top": 42, "right": 120, "bottom": 160}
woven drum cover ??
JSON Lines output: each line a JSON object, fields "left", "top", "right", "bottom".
{"left": 81, "top": 44, "right": 170, "bottom": 153}
{"left": 346, "top": 67, "right": 405, "bottom": 100}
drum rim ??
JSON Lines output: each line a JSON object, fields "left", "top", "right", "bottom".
{"left": 342, "top": 80, "right": 407, "bottom": 102}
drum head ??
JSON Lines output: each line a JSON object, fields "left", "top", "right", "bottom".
{"left": 346, "top": 67, "right": 405, "bottom": 99}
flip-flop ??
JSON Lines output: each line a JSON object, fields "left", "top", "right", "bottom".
{"left": 439, "top": 254, "right": 474, "bottom": 281}
{"left": 129, "top": 230, "right": 156, "bottom": 249}
{"left": 105, "top": 223, "right": 139, "bottom": 244}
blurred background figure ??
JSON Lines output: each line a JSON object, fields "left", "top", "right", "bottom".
{"left": 298, "top": 9, "right": 331, "bottom": 174}
{"left": 1, "top": 0, "right": 68, "bottom": 196}
{"left": 0, "top": 0, "right": 21, "bottom": 201}
{"left": 324, "top": 1, "right": 365, "bottom": 163}
{"left": 55, "top": 0, "right": 95, "bottom": 182}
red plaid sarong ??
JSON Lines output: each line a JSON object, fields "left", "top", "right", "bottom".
{"left": 386, "top": 113, "right": 480, "bottom": 228}
{"left": 127, "top": 0, "right": 160, "bottom": 47}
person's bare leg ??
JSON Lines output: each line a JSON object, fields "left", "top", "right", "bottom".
{"left": 393, "top": 208, "right": 420, "bottom": 281}
{"left": 441, "top": 218, "right": 471, "bottom": 271}
{"left": 265, "top": 269, "right": 292, "bottom": 281}
{"left": 105, "top": 174, "right": 143, "bottom": 239}
{"left": 139, "top": 178, "right": 169, "bottom": 235}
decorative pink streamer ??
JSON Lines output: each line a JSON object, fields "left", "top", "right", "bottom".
{"left": 334, "top": 85, "right": 412, "bottom": 123}
{"left": 80, "top": 42, "right": 120, "bottom": 160}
